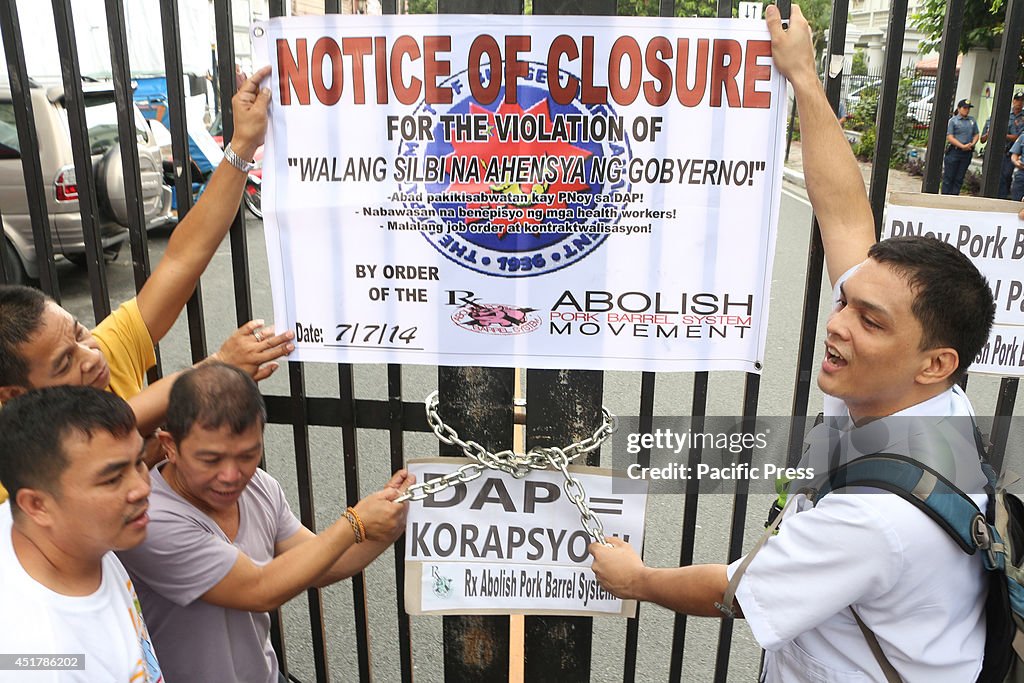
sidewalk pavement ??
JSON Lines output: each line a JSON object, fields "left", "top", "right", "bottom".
{"left": 782, "top": 139, "right": 923, "bottom": 195}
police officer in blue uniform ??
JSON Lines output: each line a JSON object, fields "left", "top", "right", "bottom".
{"left": 942, "top": 99, "right": 979, "bottom": 195}
{"left": 981, "top": 91, "right": 1024, "bottom": 198}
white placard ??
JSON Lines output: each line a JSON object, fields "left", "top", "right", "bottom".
{"left": 252, "top": 15, "right": 786, "bottom": 373}
{"left": 404, "top": 459, "right": 647, "bottom": 616}
{"left": 883, "top": 192, "right": 1024, "bottom": 377}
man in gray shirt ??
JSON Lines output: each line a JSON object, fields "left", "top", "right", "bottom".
{"left": 118, "top": 363, "right": 412, "bottom": 683}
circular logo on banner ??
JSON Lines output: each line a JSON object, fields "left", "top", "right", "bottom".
{"left": 450, "top": 302, "right": 542, "bottom": 335}
{"left": 398, "top": 63, "right": 633, "bottom": 278}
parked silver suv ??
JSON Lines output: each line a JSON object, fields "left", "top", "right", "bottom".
{"left": 0, "top": 79, "right": 173, "bottom": 283}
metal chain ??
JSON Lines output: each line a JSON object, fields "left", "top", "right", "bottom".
{"left": 396, "top": 391, "right": 616, "bottom": 543}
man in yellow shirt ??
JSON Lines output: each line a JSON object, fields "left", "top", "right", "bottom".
{"left": 0, "top": 67, "right": 293, "bottom": 502}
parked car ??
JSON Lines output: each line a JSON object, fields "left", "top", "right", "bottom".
{"left": 0, "top": 78, "right": 173, "bottom": 284}
{"left": 844, "top": 79, "right": 882, "bottom": 111}
{"left": 909, "top": 92, "right": 935, "bottom": 126}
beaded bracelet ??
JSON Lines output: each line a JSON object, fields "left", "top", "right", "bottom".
{"left": 345, "top": 507, "right": 365, "bottom": 543}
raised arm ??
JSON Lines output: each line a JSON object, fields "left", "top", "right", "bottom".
{"left": 766, "top": 5, "right": 876, "bottom": 286}
{"left": 135, "top": 66, "right": 272, "bottom": 343}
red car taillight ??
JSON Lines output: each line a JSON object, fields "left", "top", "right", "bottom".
{"left": 55, "top": 166, "right": 78, "bottom": 201}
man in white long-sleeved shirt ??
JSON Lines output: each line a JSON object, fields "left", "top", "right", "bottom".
{"left": 588, "top": 5, "right": 996, "bottom": 682}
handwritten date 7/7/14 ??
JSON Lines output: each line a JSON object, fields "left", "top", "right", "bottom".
{"left": 335, "top": 323, "right": 418, "bottom": 346}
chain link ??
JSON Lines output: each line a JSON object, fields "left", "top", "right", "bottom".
{"left": 396, "top": 391, "right": 616, "bottom": 543}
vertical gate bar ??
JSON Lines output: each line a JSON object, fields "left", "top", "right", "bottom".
{"left": 865, "top": 0, "right": 908, "bottom": 236}
{"left": 621, "top": 371, "right": 656, "bottom": 683}
{"left": 989, "top": 379, "right": 1018, "bottom": 472}
{"left": 712, "top": 374, "right": 761, "bottom": 683}
{"left": 786, "top": 0, "right": 844, "bottom": 463}
{"left": 103, "top": 0, "right": 154, "bottom": 295}
{"left": 214, "top": 0, "right": 255, "bottom": 324}
{"left": 210, "top": 48, "right": 221, "bottom": 121}
{"left": 0, "top": 205, "right": 8, "bottom": 282}
{"left": 0, "top": 0, "right": 60, "bottom": 297}
{"left": 716, "top": 0, "right": 731, "bottom": 17}
{"left": 326, "top": 0, "right": 342, "bottom": 13}
{"left": 338, "top": 363, "right": 372, "bottom": 682}
{"left": 523, "top": 371, "right": 602, "bottom": 682}
{"left": 387, "top": 364, "right": 414, "bottom": 683}
{"left": 437, "top": 0, "right": 521, "bottom": 10}
{"left": 290, "top": 366, "right": 331, "bottom": 682}
{"left": 438, "top": 367, "right": 515, "bottom": 682}
{"left": 981, "top": 0, "right": 1024, "bottom": 197}
{"left": 261, "top": 396, "right": 290, "bottom": 683}
{"left": 921, "top": 1, "right": 965, "bottom": 194}
{"left": 104, "top": 0, "right": 164, "bottom": 382}
{"left": 381, "top": 0, "right": 398, "bottom": 14}
{"left": 263, "top": 1, "right": 286, "bottom": 679}
{"left": 982, "top": 0, "right": 1024, "bottom": 466}
{"left": 159, "top": 0, "right": 208, "bottom": 362}
{"left": 51, "top": 0, "right": 111, "bottom": 321}
{"left": 668, "top": 372, "right": 708, "bottom": 682}
{"left": 987, "top": 0, "right": 1019, "bottom": 432}
{"left": 523, "top": 1, "right": 613, "bottom": 678}
{"left": 269, "top": 612, "right": 290, "bottom": 683}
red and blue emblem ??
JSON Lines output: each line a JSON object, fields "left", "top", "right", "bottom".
{"left": 397, "top": 63, "right": 633, "bottom": 277}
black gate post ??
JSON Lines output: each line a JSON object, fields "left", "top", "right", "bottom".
{"left": 520, "top": 2, "right": 613, "bottom": 678}
{"left": 437, "top": 370, "right": 516, "bottom": 680}
{"left": 522, "top": 369, "right": 603, "bottom": 681}
{"left": 980, "top": 0, "right": 1024, "bottom": 198}
{"left": 920, "top": 0, "right": 964, "bottom": 194}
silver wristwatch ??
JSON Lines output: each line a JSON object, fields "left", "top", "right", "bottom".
{"left": 223, "top": 143, "right": 256, "bottom": 173}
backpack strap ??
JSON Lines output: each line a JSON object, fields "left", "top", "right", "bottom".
{"left": 717, "top": 491, "right": 803, "bottom": 618}
{"left": 850, "top": 608, "right": 903, "bottom": 683}
{"left": 816, "top": 453, "right": 986, "bottom": 554}
{"left": 819, "top": 452, "right": 996, "bottom": 682}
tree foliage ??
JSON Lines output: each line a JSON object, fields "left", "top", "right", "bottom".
{"left": 406, "top": 0, "right": 834, "bottom": 40}
{"left": 912, "top": 0, "right": 1007, "bottom": 54}
{"left": 848, "top": 71, "right": 918, "bottom": 167}
{"left": 851, "top": 48, "right": 868, "bottom": 76}
{"left": 404, "top": 0, "right": 436, "bottom": 13}
{"left": 614, "top": 0, "right": 832, "bottom": 54}
{"left": 616, "top": 0, "right": 716, "bottom": 17}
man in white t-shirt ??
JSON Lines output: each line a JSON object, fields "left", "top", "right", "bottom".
{"left": 588, "top": 6, "right": 996, "bottom": 682}
{"left": 0, "top": 386, "right": 162, "bottom": 682}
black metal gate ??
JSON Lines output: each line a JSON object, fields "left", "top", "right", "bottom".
{"left": 0, "top": 1, "right": 1020, "bottom": 681}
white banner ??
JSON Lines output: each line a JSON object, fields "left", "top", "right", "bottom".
{"left": 404, "top": 459, "right": 647, "bottom": 616}
{"left": 882, "top": 192, "right": 1024, "bottom": 377}
{"left": 253, "top": 15, "right": 786, "bottom": 373}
